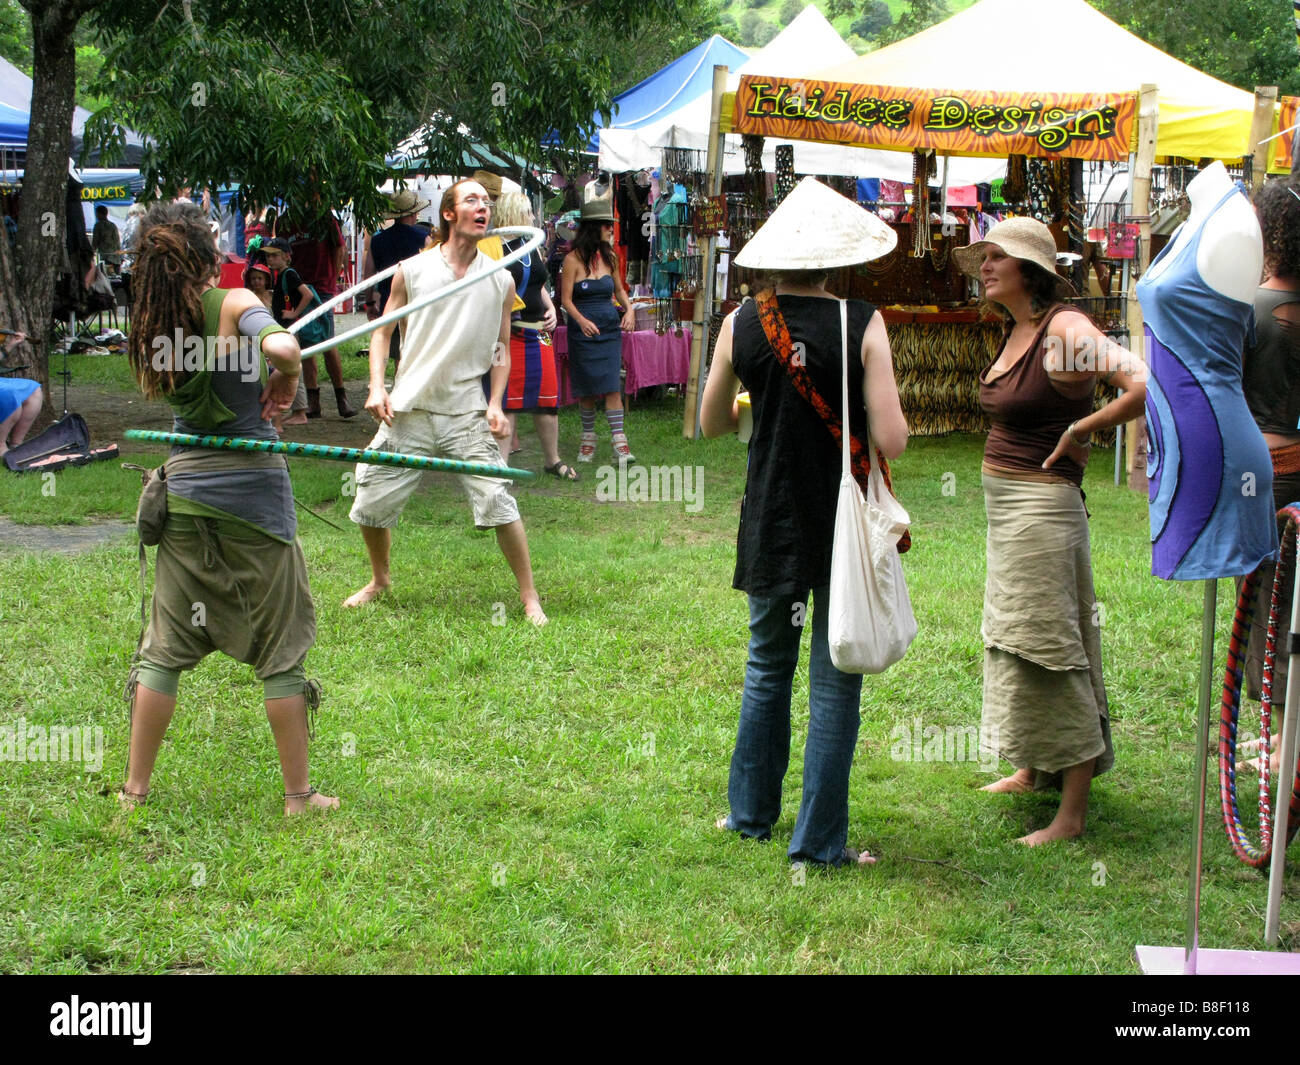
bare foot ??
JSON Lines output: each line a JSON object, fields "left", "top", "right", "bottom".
{"left": 982, "top": 769, "right": 1034, "bottom": 794}
{"left": 846, "top": 847, "right": 878, "bottom": 865}
{"left": 1237, "top": 735, "right": 1281, "bottom": 776}
{"left": 1237, "top": 751, "right": 1282, "bottom": 776}
{"left": 284, "top": 412, "right": 308, "bottom": 425}
{"left": 522, "top": 594, "right": 548, "bottom": 626}
{"left": 715, "top": 815, "right": 730, "bottom": 830}
{"left": 1017, "top": 818, "right": 1084, "bottom": 846}
{"left": 343, "top": 580, "right": 390, "bottom": 608}
{"left": 116, "top": 787, "right": 148, "bottom": 811}
{"left": 284, "top": 789, "right": 340, "bottom": 815}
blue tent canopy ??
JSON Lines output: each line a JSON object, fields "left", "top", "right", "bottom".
{"left": 603, "top": 35, "right": 748, "bottom": 135}
{"left": 0, "top": 56, "right": 147, "bottom": 165}
{"left": 0, "top": 100, "right": 26, "bottom": 146}
{"left": 546, "top": 35, "right": 748, "bottom": 153}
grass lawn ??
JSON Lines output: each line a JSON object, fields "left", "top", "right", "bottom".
{"left": 0, "top": 356, "right": 1291, "bottom": 973}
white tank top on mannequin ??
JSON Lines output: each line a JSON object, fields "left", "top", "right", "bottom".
{"left": 1141, "top": 161, "right": 1262, "bottom": 303}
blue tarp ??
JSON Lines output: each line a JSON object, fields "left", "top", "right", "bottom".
{"left": 562, "top": 35, "right": 748, "bottom": 152}
{"left": 0, "top": 101, "right": 25, "bottom": 145}
{"left": 0, "top": 56, "right": 147, "bottom": 165}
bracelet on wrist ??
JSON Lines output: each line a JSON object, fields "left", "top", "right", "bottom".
{"left": 1067, "top": 421, "right": 1092, "bottom": 448}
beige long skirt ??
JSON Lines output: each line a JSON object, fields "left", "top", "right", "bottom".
{"left": 981, "top": 473, "right": 1113, "bottom": 788}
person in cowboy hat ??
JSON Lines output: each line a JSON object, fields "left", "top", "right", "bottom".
{"left": 560, "top": 194, "right": 637, "bottom": 464}
{"left": 951, "top": 215, "right": 1147, "bottom": 845}
{"left": 364, "top": 187, "right": 432, "bottom": 365}
{"left": 701, "top": 177, "right": 907, "bottom": 868}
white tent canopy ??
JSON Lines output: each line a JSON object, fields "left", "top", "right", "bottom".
{"left": 599, "top": 4, "right": 1003, "bottom": 183}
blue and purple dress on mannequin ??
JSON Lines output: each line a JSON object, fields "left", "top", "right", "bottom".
{"left": 1137, "top": 184, "right": 1278, "bottom": 580}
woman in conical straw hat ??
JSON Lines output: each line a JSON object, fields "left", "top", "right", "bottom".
{"left": 952, "top": 215, "right": 1146, "bottom": 844}
{"left": 702, "top": 177, "right": 907, "bottom": 867}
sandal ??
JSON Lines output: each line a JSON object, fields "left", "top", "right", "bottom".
{"left": 577, "top": 432, "right": 597, "bottom": 462}
{"left": 117, "top": 786, "right": 148, "bottom": 810}
{"left": 544, "top": 461, "right": 579, "bottom": 482}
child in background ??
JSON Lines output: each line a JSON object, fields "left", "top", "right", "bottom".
{"left": 263, "top": 238, "right": 325, "bottom": 419}
{"left": 245, "top": 259, "right": 307, "bottom": 430}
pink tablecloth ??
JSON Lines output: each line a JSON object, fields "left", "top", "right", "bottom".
{"left": 552, "top": 325, "right": 692, "bottom": 404}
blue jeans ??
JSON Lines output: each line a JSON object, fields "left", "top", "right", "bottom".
{"left": 725, "top": 585, "right": 864, "bottom": 864}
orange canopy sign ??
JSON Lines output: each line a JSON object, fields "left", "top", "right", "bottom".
{"left": 731, "top": 76, "right": 1136, "bottom": 161}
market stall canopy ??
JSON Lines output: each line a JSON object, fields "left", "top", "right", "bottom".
{"left": 0, "top": 100, "right": 25, "bottom": 146}
{"left": 600, "top": 3, "right": 1002, "bottom": 183}
{"left": 0, "top": 56, "right": 147, "bottom": 166}
{"left": 795, "top": 0, "right": 1257, "bottom": 161}
{"left": 580, "top": 34, "right": 749, "bottom": 152}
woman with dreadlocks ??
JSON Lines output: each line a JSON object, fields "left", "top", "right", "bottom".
{"left": 121, "top": 201, "right": 338, "bottom": 814}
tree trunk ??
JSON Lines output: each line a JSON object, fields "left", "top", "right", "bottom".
{"left": 10, "top": 1, "right": 88, "bottom": 430}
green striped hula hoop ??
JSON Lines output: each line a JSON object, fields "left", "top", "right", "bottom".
{"left": 123, "top": 430, "right": 536, "bottom": 481}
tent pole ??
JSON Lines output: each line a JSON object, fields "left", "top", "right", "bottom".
{"left": 1265, "top": 548, "right": 1300, "bottom": 944}
{"left": 1250, "top": 87, "right": 1279, "bottom": 192}
{"left": 684, "top": 64, "right": 728, "bottom": 440}
{"left": 1125, "top": 83, "right": 1157, "bottom": 493}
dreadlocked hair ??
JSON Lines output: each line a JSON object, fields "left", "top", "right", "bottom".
{"left": 127, "top": 202, "right": 220, "bottom": 399}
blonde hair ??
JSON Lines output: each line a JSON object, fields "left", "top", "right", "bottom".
{"left": 493, "top": 191, "right": 533, "bottom": 230}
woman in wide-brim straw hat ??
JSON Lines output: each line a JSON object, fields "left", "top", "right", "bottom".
{"left": 951, "top": 215, "right": 1146, "bottom": 845}
{"left": 701, "top": 177, "right": 908, "bottom": 867}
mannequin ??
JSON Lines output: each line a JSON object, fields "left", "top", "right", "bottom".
{"left": 1137, "top": 161, "right": 1275, "bottom": 582}
{"left": 1142, "top": 161, "right": 1262, "bottom": 303}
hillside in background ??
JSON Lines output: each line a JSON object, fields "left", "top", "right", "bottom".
{"left": 716, "top": 0, "right": 977, "bottom": 55}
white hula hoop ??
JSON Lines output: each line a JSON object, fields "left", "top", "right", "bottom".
{"left": 289, "top": 260, "right": 402, "bottom": 335}
{"left": 296, "top": 226, "right": 545, "bottom": 358}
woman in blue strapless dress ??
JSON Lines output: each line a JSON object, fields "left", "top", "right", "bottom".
{"left": 561, "top": 199, "right": 637, "bottom": 463}
{"left": 0, "top": 331, "right": 42, "bottom": 459}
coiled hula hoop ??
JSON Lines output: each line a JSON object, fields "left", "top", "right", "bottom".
{"left": 1219, "top": 503, "right": 1300, "bottom": 867}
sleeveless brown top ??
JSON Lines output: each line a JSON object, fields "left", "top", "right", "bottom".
{"left": 979, "top": 304, "right": 1095, "bottom": 488}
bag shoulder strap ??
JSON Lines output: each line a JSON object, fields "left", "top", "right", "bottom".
{"left": 755, "top": 289, "right": 910, "bottom": 552}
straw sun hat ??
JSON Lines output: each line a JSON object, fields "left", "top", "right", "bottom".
{"left": 953, "top": 216, "right": 1075, "bottom": 296}
{"left": 734, "top": 177, "right": 897, "bottom": 270}
{"left": 384, "top": 188, "right": 430, "bottom": 219}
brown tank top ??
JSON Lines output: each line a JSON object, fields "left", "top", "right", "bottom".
{"left": 979, "top": 304, "right": 1095, "bottom": 487}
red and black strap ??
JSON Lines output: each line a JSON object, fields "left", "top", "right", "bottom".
{"left": 755, "top": 289, "right": 910, "bottom": 553}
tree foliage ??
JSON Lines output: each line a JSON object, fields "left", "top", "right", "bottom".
{"left": 0, "top": 0, "right": 28, "bottom": 72}
{"left": 605, "top": 0, "right": 728, "bottom": 95}
{"left": 1097, "top": 0, "right": 1300, "bottom": 95}
{"left": 851, "top": 0, "right": 892, "bottom": 40}
{"left": 738, "top": 9, "right": 778, "bottom": 45}
{"left": 83, "top": 0, "right": 708, "bottom": 229}
{"left": 876, "top": 0, "right": 948, "bottom": 46}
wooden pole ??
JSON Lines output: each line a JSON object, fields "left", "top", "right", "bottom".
{"left": 1250, "top": 86, "right": 1279, "bottom": 192}
{"left": 683, "top": 64, "right": 728, "bottom": 439}
{"left": 1125, "top": 84, "right": 1157, "bottom": 492}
